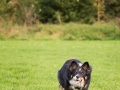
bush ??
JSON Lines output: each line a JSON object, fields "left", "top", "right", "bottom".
{"left": 0, "top": 21, "right": 120, "bottom": 40}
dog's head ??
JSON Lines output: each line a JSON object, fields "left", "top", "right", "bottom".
{"left": 68, "top": 61, "right": 91, "bottom": 89}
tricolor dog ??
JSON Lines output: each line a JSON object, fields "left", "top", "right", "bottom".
{"left": 58, "top": 59, "right": 92, "bottom": 90}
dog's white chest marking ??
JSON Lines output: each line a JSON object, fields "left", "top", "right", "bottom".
{"left": 70, "top": 86, "right": 79, "bottom": 90}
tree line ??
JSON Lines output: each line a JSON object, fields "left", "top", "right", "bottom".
{"left": 0, "top": 0, "right": 120, "bottom": 25}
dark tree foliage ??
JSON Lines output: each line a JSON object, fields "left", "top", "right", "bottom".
{"left": 105, "top": 0, "right": 120, "bottom": 18}
{"left": 36, "top": 0, "right": 96, "bottom": 23}
{"left": 36, "top": 0, "right": 61, "bottom": 23}
{"left": 0, "top": 0, "right": 120, "bottom": 24}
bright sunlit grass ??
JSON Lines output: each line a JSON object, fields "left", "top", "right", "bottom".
{"left": 0, "top": 41, "right": 120, "bottom": 90}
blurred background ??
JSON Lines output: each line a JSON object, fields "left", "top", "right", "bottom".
{"left": 0, "top": 0, "right": 120, "bottom": 40}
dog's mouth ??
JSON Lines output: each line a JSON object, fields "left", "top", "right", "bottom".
{"left": 69, "top": 77, "right": 85, "bottom": 89}
{"left": 74, "top": 77, "right": 85, "bottom": 84}
{"left": 75, "top": 79, "right": 80, "bottom": 84}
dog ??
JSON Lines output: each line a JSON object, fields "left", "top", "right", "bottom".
{"left": 58, "top": 59, "right": 92, "bottom": 90}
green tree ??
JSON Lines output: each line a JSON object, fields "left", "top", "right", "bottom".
{"left": 0, "top": 0, "right": 37, "bottom": 25}
{"left": 105, "top": 0, "right": 120, "bottom": 19}
{"left": 36, "top": 0, "right": 96, "bottom": 24}
{"left": 94, "top": 0, "right": 105, "bottom": 21}
{"left": 36, "top": 0, "right": 61, "bottom": 23}
{"left": 1, "top": 0, "right": 120, "bottom": 24}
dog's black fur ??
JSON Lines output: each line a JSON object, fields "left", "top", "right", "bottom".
{"left": 58, "top": 59, "right": 92, "bottom": 90}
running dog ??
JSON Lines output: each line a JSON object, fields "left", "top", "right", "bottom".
{"left": 58, "top": 59, "right": 92, "bottom": 90}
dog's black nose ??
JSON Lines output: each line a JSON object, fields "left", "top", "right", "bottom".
{"left": 76, "top": 76, "right": 79, "bottom": 78}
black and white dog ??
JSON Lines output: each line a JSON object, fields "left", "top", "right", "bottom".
{"left": 58, "top": 59, "right": 92, "bottom": 90}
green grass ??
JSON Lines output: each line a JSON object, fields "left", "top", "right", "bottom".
{"left": 0, "top": 41, "right": 120, "bottom": 90}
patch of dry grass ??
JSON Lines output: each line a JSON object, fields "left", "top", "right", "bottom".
{"left": 0, "top": 22, "right": 120, "bottom": 40}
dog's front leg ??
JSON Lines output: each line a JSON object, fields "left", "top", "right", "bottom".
{"left": 59, "top": 85, "right": 63, "bottom": 90}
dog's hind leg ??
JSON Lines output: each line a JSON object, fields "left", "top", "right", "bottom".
{"left": 59, "top": 85, "right": 63, "bottom": 90}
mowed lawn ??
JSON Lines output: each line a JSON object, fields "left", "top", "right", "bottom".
{"left": 0, "top": 41, "right": 120, "bottom": 90}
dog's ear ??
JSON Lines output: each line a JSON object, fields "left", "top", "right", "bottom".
{"left": 82, "top": 62, "right": 89, "bottom": 70}
{"left": 70, "top": 61, "right": 78, "bottom": 70}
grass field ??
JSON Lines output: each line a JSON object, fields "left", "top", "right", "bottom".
{"left": 0, "top": 41, "right": 120, "bottom": 90}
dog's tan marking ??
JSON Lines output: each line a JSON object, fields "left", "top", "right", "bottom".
{"left": 85, "top": 76, "right": 88, "bottom": 80}
{"left": 69, "top": 85, "right": 74, "bottom": 90}
{"left": 59, "top": 85, "right": 63, "bottom": 90}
